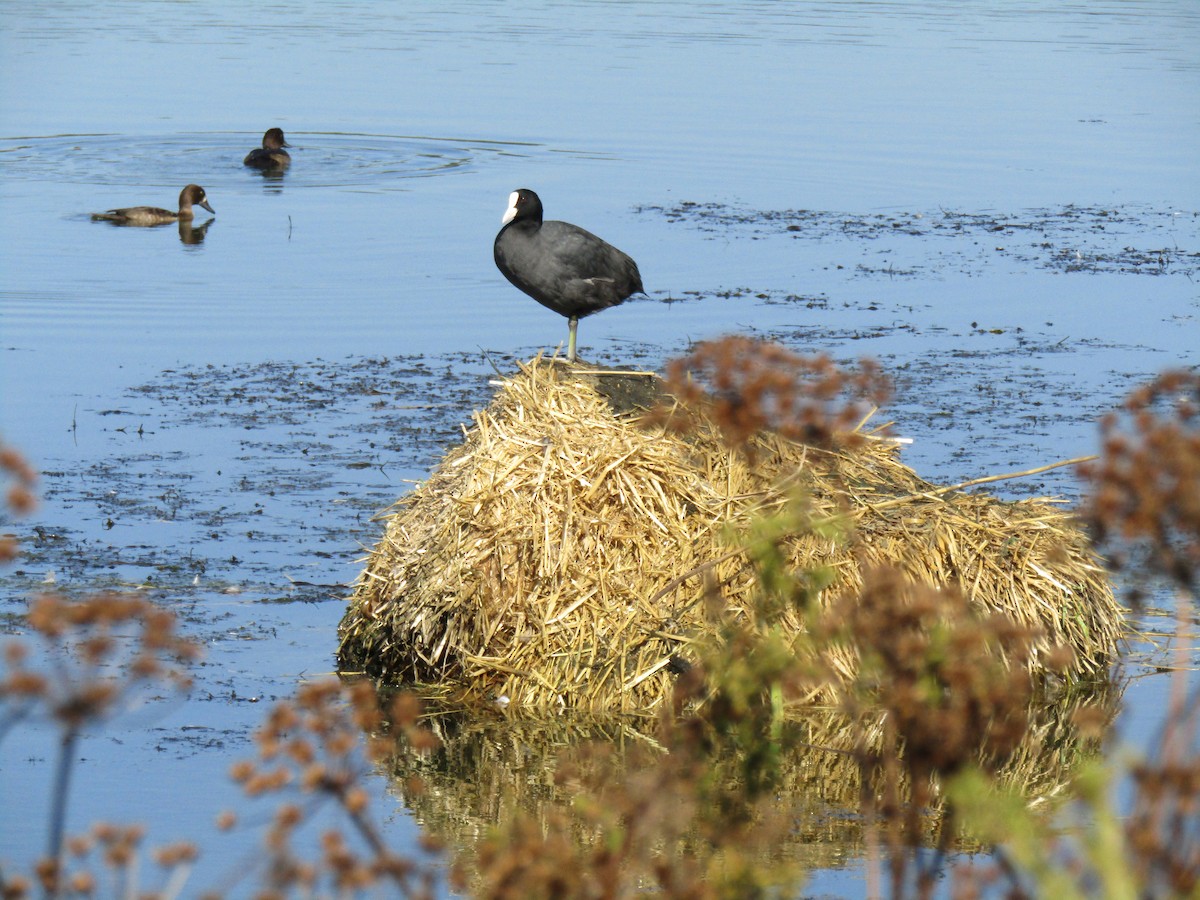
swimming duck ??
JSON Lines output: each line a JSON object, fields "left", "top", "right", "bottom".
{"left": 244, "top": 128, "right": 291, "bottom": 168}
{"left": 91, "top": 184, "right": 215, "bottom": 226}
{"left": 494, "top": 188, "right": 643, "bottom": 363}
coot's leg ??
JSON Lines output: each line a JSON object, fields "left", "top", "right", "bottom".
{"left": 567, "top": 316, "right": 580, "bottom": 362}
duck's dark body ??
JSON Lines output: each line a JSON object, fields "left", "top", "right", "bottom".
{"left": 244, "top": 128, "right": 291, "bottom": 169}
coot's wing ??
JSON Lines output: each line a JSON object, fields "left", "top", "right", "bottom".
{"left": 538, "top": 222, "right": 643, "bottom": 307}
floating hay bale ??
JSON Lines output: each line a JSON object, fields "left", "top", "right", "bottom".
{"left": 338, "top": 359, "right": 1121, "bottom": 713}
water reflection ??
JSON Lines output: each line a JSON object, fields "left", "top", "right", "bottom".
{"left": 248, "top": 166, "right": 287, "bottom": 191}
{"left": 178, "top": 217, "right": 213, "bottom": 245}
{"left": 375, "top": 680, "right": 1122, "bottom": 888}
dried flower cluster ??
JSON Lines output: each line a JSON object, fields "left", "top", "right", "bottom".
{"left": 1123, "top": 699, "right": 1200, "bottom": 897}
{"left": 461, "top": 714, "right": 803, "bottom": 900}
{"left": 1083, "top": 369, "right": 1200, "bottom": 896}
{"left": 1, "top": 450, "right": 203, "bottom": 899}
{"left": 2, "top": 592, "right": 199, "bottom": 732}
{"left": 835, "top": 567, "right": 1043, "bottom": 779}
{"left": 21, "top": 824, "right": 196, "bottom": 900}
{"left": 656, "top": 335, "right": 891, "bottom": 448}
{"left": 225, "top": 679, "right": 442, "bottom": 898}
{"left": 0, "top": 438, "right": 37, "bottom": 563}
{"left": 833, "top": 569, "right": 1044, "bottom": 896}
{"left": 1082, "top": 369, "right": 1200, "bottom": 593}
{"left": 0, "top": 592, "right": 201, "bottom": 898}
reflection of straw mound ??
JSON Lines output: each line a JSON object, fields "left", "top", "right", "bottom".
{"left": 388, "top": 712, "right": 855, "bottom": 880}
{"left": 382, "top": 685, "right": 1119, "bottom": 887}
{"left": 338, "top": 360, "right": 1121, "bottom": 713}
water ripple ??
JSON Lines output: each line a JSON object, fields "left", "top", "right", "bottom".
{"left": 0, "top": 131, "right": 593, "bottom": 190}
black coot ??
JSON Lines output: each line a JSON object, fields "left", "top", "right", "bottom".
{"left": 494, "top": 188, "right": 643, "bottom": 362}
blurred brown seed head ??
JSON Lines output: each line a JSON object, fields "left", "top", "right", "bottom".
{"left": 650, "top": 335, "right": 891, "bottom": 450}
{"left": 1081, "top": 370, "right": 1200, "bottom": 594}
{"left": 843, "top": 567, "right": 1038, "bottom": 776}
{"left": 1, "top": 439, "right": 37, "bottom": 567}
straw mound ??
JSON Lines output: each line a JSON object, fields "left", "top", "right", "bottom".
{"left": 338, "top": 360, "right": 1121, "bottom": 713}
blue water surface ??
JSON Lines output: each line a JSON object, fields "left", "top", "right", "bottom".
{"left": 1, "top": 1, "right": 1198, "bottom": 895}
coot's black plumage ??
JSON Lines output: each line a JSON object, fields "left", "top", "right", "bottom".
{"left": 494, "top": 188, "right": 643, "bottom": 362}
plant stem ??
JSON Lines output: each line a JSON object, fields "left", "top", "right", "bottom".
{"left": 47, "top": 727, "right": 80, "bottom": 896}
